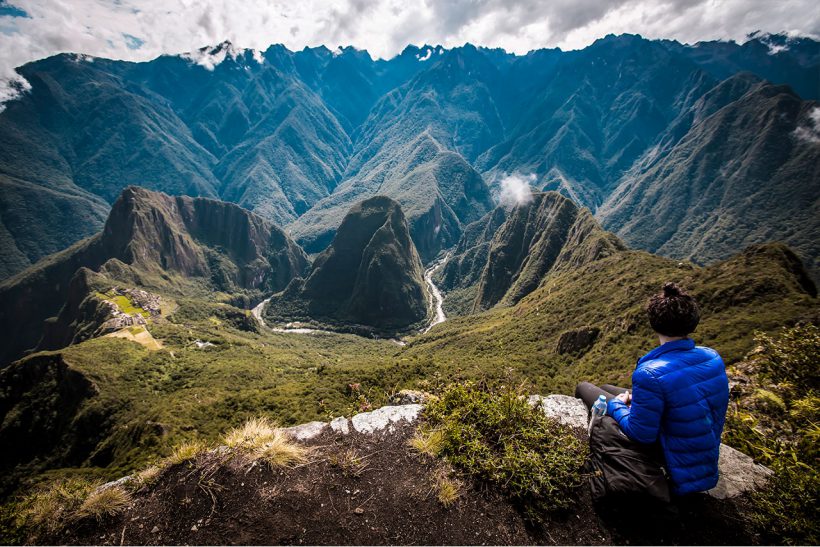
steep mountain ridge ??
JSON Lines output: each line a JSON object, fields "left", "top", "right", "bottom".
{"left": 476, "top": 35, "right": 718, "bottom": 207}
{"left": 598, "top": 76, "right": 820, "bottom": 274}
{"left": 266, "top": 196, "right": 429, "bottom": 333}
{"left": 0, "top": 187, "right": 308, "bottom": 365}
{"left": 438, "top": 192, "right": 625, "bottom": 314}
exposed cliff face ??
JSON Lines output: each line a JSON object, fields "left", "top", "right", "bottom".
{"left": 99, "top": 186, "right": 310, "bottom": 289}
{"left": 441, "top": 192, "right": 624, "bottom": 313}
{"left": 436, "top": 206, "right": 508, "bottom": 292}
{"left": 0, "top": 187, "right": 309, "bottom": 365}
{"left": 266, "top": 196, "right": 429, "bottom": 333}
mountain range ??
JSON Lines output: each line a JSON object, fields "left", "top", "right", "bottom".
{"left": 1, "top": 33, "right": 818, "bottom": 281}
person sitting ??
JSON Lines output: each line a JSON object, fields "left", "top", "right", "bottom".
{"left": 575, "top": 282, "right": 729, "bottom": 495}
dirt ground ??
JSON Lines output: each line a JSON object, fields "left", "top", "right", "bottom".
{"left": 49, "top": 423, "right": 758, "bottom": 546}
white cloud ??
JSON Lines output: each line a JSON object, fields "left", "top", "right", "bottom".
{"left": 0, "top": 0, "right": 819, "bottom": 107}
{"left": 498, "top": 173, "right": 536, "bottom": 208}
{"left": 793, "top": 106, "right": 820, "bottom": 144}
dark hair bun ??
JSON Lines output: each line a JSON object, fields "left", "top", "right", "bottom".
{"left": 662, "top": 282, "right": 682, "bottom": 297}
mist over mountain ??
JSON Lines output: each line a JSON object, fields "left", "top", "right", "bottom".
{"left": 0, "top": 33, "right": 818, "bottom": 280}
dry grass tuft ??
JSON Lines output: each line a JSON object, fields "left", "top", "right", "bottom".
{"left": 433, "top": 472, "right": 462, "bottom": 508}
{"left": 225, "top": 416, "right": 308, "bottom": 468}
{"left": 133, "top": 465, "right": 163, "bottom": 488}
{"left": 409, "top": 428, "right": 445, "bottom": 457}
{"left": 256, "top": 429, "right": 309, "bottom": 468}
{"left": 167, "top": 440, "right": 208, "bottom": 465}
{"left": 224, "top": 416, "right": 277, "bottom": 448}
{"left": 73, "top": 486, "right": 132, "bottom": 522}
{"left": 19, "top": 478, "right": 95, "bottom": 534}
{"left": 328, "top": 448, "right": 367, "bottom": 477}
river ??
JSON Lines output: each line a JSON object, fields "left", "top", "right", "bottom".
{"left": 251, "top": 253, "right": 450, "bottom": 340}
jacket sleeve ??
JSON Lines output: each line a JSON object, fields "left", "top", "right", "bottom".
{"left": 607, "top": 367, "right": 664, "bottom": 444}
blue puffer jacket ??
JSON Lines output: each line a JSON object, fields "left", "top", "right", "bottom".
{"left": 607, "top": 339, "right": 729, "bottom": 495}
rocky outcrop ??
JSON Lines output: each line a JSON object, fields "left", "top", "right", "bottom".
{"left": 284, "top": 396, "right": 769, "bottom": 501}
{"left": 706, "top": 444, "right": 773, "bottom": 499}
{"left": 528, "top": 394, "right": 591, "bottom": 430}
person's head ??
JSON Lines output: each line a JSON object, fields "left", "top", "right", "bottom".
{"left": 646, "top": 282, "right": 700, "bottom": 339}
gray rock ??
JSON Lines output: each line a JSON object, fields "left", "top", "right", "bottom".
{"left": 95, "top": 474, "right": 135, "bottom": 492}
{"left": 350, "top": 404, "right": 423, "bottom": 434}
{"left": 285, "top": 421, "right": 327, "bottom": 441}
{"left": 529, "top": 394, "right": 588, "bottom": 430}
{"left": 330, "top": 416, "right": 350, "bottom": 435}
{"left": 388, "top": 389, "right": 431, "bottom": 405}
{"left": 708, "top": 443, "right": 773, "bottom": 499}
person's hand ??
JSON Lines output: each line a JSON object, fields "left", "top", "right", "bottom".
{"left": 615, "top": 391, "right": 631, "bottom": 405}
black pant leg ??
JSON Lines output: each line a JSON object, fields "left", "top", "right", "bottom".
{"left": 600, "top": 384, "right": 629, "bottom": 396}
{"left": 575, "top": 381, "right": 613, "bottom": 410}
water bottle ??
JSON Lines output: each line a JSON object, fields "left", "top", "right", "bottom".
{"left": 588, "top": 394, "right": 607, "bottom": 435}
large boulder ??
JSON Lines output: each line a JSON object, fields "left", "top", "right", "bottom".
{"left": 706, "top": 443, "right": 773, "bottom": 499}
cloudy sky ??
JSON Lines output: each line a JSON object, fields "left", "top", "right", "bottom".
{"left": 1, "top": 0, "right": 818, "bottom": 104}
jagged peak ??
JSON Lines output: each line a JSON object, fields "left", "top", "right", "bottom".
{"left": 180, "top": 40, "right": 265, "bottom": 70}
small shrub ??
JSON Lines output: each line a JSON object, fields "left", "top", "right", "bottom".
{"left": 747, "top": 460, "right": 819, "bottom": 545}
{"left": 73, "top": 486, "right": 132, "bottom": 522}
{"left": 755, "top": 324, "right": 819, "bottom": 387}
{"left": 751, "top": 388, "right": 786, "bottom": 414}
{"left": 422, "top": 381, "right": 588, "bottom": 517}
{"left": 724, "top": 324, "right": 820, "bottom": 544}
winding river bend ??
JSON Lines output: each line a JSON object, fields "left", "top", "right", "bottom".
{"left": 422, "top": 253, "right": 449, "bottom": 334}
{"left": 251, "top": 254, "right": 450, "bottom": 339}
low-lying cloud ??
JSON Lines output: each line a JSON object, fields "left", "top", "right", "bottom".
{"left": 0, "top": 0, "right": 819, "bottom": 108}
{"left": 793, "top": 106, "right": 820, "bottom": 144}
{"left": 498, "top": 173, "right": 536, "bottom": 208}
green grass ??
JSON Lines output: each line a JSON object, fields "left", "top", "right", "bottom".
{"left": 94, "top": 291, "right": 150, "bottom": 318}
{"left": 722, "top": 325, "right": 819, "bottom": 545}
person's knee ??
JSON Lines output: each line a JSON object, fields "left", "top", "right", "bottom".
{"left": 575, "top": 381, "right": 593, "bottom": 399}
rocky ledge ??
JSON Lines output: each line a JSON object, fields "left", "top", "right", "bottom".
{"left": 69, "top": 392, "right": 771, "bottom": 546}
{"left": 285, "top": 392, "right": 771, "bottom": 501}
